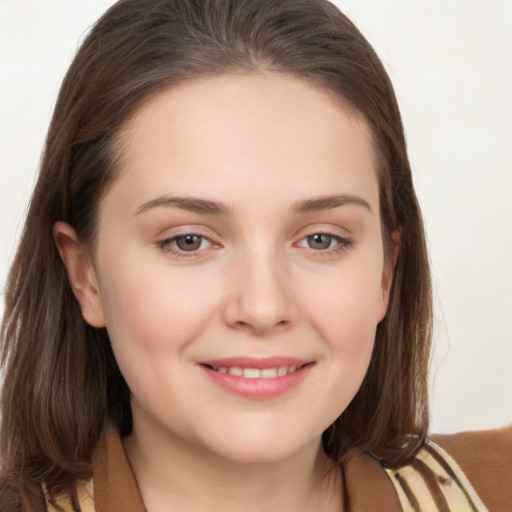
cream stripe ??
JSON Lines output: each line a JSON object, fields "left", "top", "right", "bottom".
{"left": 384, "top": 442, "right": 489, "bottom": 512}
{"left": 386, "top": 461, "right": 440, "bottom": 511}
{"left": 416, "top": 448, "right": 473, "bottom": 510}
{"left": 425, "top": 440, "right": 488, "bottom": 512}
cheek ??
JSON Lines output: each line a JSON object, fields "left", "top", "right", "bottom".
{"left": 95, "top": 259, "right": 221, "bottom": 415}
{"left": 96, "top": 253, "right": 218, "bottom": 355}
{"left": 299, "top": 259, "right": 384, "bottom": 402}
{"left": 311, "top": 276, "right": 381, "bottom": 411}
{"left": 303, "top": 264, "right": 384, "bottom": 347}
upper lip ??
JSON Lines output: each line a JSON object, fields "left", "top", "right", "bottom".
{"left": 198, "top": 356, "right": 312, "bottom": 370}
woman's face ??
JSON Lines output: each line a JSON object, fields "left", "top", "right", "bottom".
{"left": 80, "top": 74, "right": 394, "bottom": 462}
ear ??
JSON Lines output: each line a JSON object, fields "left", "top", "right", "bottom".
{"left": 377, "top": 229, "right": 401, "bottom": 321}
{"left": 53, "top": 222, "right": 106, "bottom": 328}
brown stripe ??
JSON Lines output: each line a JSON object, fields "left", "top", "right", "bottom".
{"left": 410, "top": 458, "right": 451, "bottom": 512}
{"left": 425, "top": 444, "right": 480, "bottom": 512}
{"left": 394, "top": 471, "right": 422, "bottom": 512}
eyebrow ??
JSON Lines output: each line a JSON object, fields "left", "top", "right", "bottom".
{"left": 292, "top": 194, "right": 372, "bottom": 214}
{"left": 134, "top": 193, "right": 372, "bottom": 216}
{"left": 134, "top": 195, "right": 232, "bottom": 216}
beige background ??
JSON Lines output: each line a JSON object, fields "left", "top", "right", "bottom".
{"left": 1, "top": 0, "right": 511, "bottom": 433}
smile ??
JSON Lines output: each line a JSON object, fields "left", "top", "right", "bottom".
{"left": 199, "top": 358, "right": 314, "bottom": 399}
{"left": 208, "top": 365, "right": 299, "bottom": 379}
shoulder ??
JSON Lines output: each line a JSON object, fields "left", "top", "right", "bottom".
{"left": 431, "top": 426, "right": 512, "bottom": 511}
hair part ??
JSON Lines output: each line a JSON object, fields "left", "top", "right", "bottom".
{"left": 1, "top": 0, "right": 432, "bottom": 500}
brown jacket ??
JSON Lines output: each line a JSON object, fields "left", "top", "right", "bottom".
{"left": 18, "top": 426, "right": 512, "bottom": 511}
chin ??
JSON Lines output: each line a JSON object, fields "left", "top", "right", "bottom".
{"left": 195, "top": 420, "right": 322, "bottom": 464}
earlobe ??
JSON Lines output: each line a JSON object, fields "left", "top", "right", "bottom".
{"left": 53, "top": 222, "right": 106, "bottom": 328}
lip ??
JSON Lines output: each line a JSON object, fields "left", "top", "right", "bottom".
{"left": 197, "top": 357, "right": 314, "bottom": 400}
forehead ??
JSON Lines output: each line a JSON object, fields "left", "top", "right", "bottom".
{"left": 109, "top": 73, "right": 378, "bottom": 213}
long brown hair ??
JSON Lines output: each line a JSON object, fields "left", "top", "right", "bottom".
{"left": 1, "top": 0, "right": 432, "bottom": 503}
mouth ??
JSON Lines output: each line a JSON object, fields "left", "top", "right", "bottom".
{"left": 198, "top": 358, "right": 314, "bottom": 399}
{"left": 202, "top": 363, "right": 306, "bottom": 379}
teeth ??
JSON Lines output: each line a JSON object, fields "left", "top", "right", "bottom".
{"left": 277, "top": 366, "right": 288, "bottom": 376}
{"left": 261, "top": 368, "right": 278, "bottom": 378}
{"left": 243, "top": 368, "right": 261, "bottom": 378}
{"left": 212, "top": 365, "right": 300, "bottom": 378}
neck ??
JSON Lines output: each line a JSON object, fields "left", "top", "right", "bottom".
{"left": 123, "top": 417, "right": 342, "bottom": 512}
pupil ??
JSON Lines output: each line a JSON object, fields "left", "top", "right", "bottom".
{"left": 177, "top": 235, "right": 201, "bottom": 251}
{"left": 308, "top": 234, "right": 331, "bottom": 250}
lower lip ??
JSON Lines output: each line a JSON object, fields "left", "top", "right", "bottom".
{"left": 200, "top": 364, "right": 314, "bottom": 399}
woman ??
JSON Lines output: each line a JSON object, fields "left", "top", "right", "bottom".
{"left": 1, "top": 0, "right": 510, "bottom": 510}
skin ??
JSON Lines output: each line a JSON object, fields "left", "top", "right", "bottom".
{"left": 55, "top": 73, "right": 397, "bottom": 512}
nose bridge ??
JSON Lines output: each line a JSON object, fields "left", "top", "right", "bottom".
{"left": 222, "top": 239, "right": 296, "bottom": 333}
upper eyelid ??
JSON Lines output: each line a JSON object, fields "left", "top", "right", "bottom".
{"left": 162, "top": 232, "right": 211, "bottom": 241}
{"left": 293, "top": 224, "right": 352, "bottom": 240}
{"left": 156, "top": 224, "right": 219, "bottom": 240}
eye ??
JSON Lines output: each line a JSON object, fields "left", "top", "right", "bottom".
{"left": 159, "top": 234, "right": 212, "bottom": 254}
{"left": 296, "top": 232, "right": 352, "bottom": 253}
{"left": 304, "top": 233, "right": 334, "bottom": 250}
{"left": 174, "top": 234, "right": 207, "bottom": 252}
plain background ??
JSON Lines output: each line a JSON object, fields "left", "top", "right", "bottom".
{"left": 0, "top": 0, "right": 511, "bottom": 433}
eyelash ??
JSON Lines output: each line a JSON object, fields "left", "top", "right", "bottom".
{"left": 157, "top": 231, "right": 353, "bottom": 259}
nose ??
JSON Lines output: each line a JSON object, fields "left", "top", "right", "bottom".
{"left": 221, "top": 249, "right": 298, "bottom": 335}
